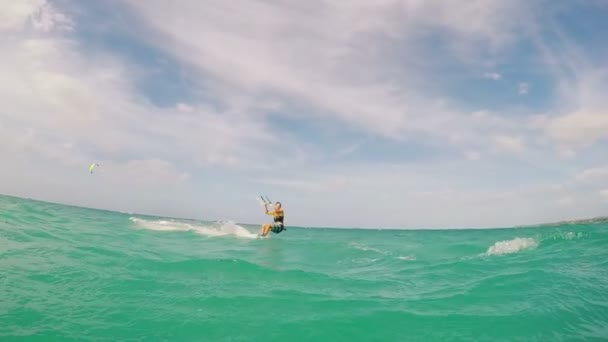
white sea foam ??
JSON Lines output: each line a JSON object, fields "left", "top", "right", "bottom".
{"left": 486, "top": 237, "right": 538, "bottom": 256}
{"left": 129, "top": 217, "right": 258, "bottom": 239}
{"left": 348, "top": 242, "right": 386, "bottom": 254}
{"left": 550, "top": 231, "right": 584, "bottom": 241}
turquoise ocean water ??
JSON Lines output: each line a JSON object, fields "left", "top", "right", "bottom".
{"left": 1, "top": 194, "right": 608, "bottom": 341}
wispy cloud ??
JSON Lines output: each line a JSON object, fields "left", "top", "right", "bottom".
{"left": 1, "top": 0, "right": 608, "bottom": 228}
{"left": 0, "top": 3, "right": 280, "bottom": 170}
{"left": 494, "top": 135, "right": 525, "bottom": 153}
{"left": 518, "top": 82, "right": 530, "bottom": 95}
{"left": 545, "top": 112, "right": 608, "bottom": 148}
{"left": 123, "top": 0, "right": 531, "bottom": 147}
{"left": 576, "top": 166, "right": 608, "bottom": 183}
{"left": 464, "top": 150, "right": 481, "bottom": 161}
{"left": 484, "top": 72, "right": 502, "bottom": 80}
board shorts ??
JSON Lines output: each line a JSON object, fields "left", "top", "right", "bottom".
{"left": 271, "top": 223, "right": 285, "bottom": 234}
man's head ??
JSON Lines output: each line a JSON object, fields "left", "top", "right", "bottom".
{"left": 275, "top": 202, "right": 282, "bottom": 210}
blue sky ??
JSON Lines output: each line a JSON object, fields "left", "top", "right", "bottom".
{"left": 1, "top": 0, "right": 608, "bottom": 229}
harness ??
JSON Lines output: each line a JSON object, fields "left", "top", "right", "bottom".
{"left": 271, "top": 210, "right": 286, "bottom": 232}
{"left": 273, "top": 211, "right": 284, "bottom": 225}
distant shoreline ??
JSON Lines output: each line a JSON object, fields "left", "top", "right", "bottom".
{"left": 523, "top": 216, "right": 608, "bottom": 227}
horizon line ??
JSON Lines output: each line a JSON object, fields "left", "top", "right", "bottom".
{"left": 2, "top": 192, "right": 606, "bottom": 231}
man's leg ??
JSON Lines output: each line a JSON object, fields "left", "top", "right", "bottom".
{"left": 259, "top": 224, "right": 271, "bottom": 236}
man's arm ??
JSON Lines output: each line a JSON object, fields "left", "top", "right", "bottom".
{"left": 264, "top": 205, "right": 274, "bottom": 215}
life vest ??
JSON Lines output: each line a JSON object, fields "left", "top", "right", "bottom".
{"left": 273, "top": 210, "right": 284, "bottom": 225}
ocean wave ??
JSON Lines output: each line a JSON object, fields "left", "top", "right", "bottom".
{"left": 129, "top": 217, "right": 258, "bottom": 239}
{"left": 485, "top": 237, "right": 538, "bottom": 256}
{"left": 545, "top": 231, "right": 586, "bottom": 241}
{"left": 348, "top": 243, "right": 416, "bottom": 262}
{"left": 348, "top": 242, "right": 387, "bottom": 255}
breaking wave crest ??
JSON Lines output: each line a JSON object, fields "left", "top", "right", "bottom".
{"left": 486, "top": 237, "right": 538, "bottom": 256}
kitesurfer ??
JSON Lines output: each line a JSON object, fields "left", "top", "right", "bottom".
{"left": 259, "top": 202, "right": 285, "bottom": 237}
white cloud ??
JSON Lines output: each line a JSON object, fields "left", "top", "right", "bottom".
{"left": 336, "top": 141, "right": 366, "bottom": 158}
{"left": 518, "top": 82, "right": 529, "bottom": 95}
{"left": 576, "top": 166, "right": 608, "bottom": 183}
{"left": 494, "top": 135, "right": 525, "bottom": 153}
{"left": 0, "top": 0, "right": 44, "bottom": 32}
{"left": 557, "top": 147, "right": 577, "bottom": 159}
{"left": 31, "top": 1, "right": 74, "bottom": 32}
{"left": 465, "top": 150, "right": 481, "bottom": 161}
{"left": 176, "top": 103, "right": 194, "bottom": 113}
{"left": 0, "top": 0, "right": 308, "bottom": 217}
{"left": 484, "top": 72, "right": 502, "bottom": 80}
{"left": 556, "top": 196, "right": 574, "bottom": 207}
{"left": 0, "top": 0, "right": 72, "bottom": 33}
{"left": 528, "top": 27, "right": 608, "bottom": 154}
{"left": 104, "top": 159, "right": 190, "bottom": 186}
{"left": 0, "top": 8, "right": 280, "bottom": 170}
{"left": 249, "top": 161, "right": 608, "bottom": 228}
{"left": 2, "top": 0, "right": 608, "bottom": 228}
{"left": 123, "top": 0, "right": 530, "bottom": 144}
{"left": 255, "top": 177, "right": 351, "bottom": 194}
{"left": 544, "top": 111, "right": 608, "bottom": 148}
